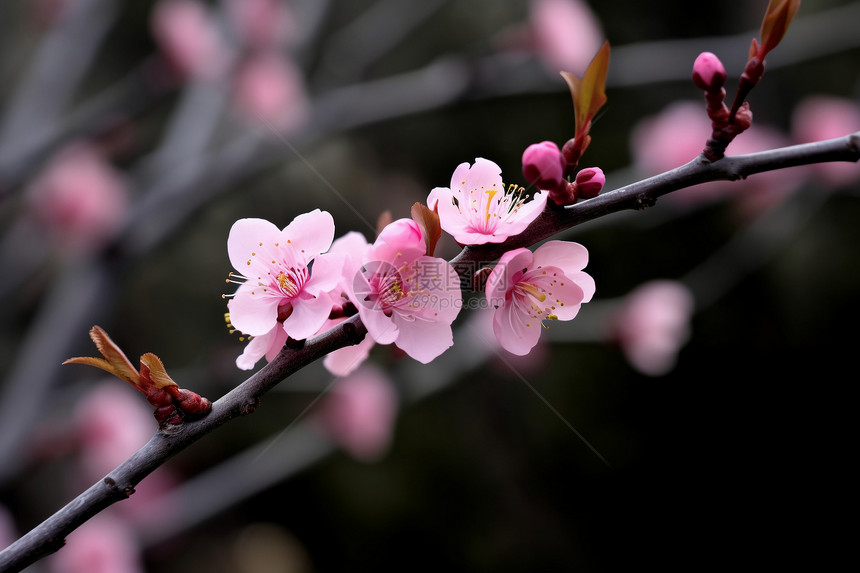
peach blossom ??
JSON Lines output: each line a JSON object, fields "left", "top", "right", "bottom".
{"left": 26, "top": 143, "right": 128, "bottom": 253}
{"left": 792, "top": 95, "right": 860, "bottom": 187}
{"left": 232, "top": 51, "right": 309, "bottom": 134}
{"left": 530, "top": 0, "right": 603, "bottom": 76}
{"left": 319, "top": 365, "right": 398, "bottom": 462}
{"left": 614, "top": 280, "right": 694, "bottom": 376}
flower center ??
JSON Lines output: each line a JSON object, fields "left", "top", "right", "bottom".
{"left": 467, "top": 184, "right": 530, "bottom": 233}
{"left": 514, "top": 269, "right": 563, "bottom": 327}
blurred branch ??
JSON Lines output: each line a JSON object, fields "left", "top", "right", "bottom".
{"left": 2, "top": 131, "right": 858, "bottom": 573}
{"left": 0, "top": 0, "right": 119, "bottom": 194}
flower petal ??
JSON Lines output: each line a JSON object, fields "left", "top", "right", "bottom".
{"left": 235, "top": 326, "right": 285, "bottom": 370}
{"left": 304, "top": 251, "right": 343, "bottom": 296}
{"left": 323, "top": 333, "right": 375, "bottom": 377}
{"left": 227, "top": 218, "right": 282, "bottom": 273}
{"left": 227, "top": 284, "right": 279, "bottom": 335}
{"left": 282, "top": 292, "right": 333, "bottom": 340}
{"left": 532, "top": 240, "right": 589, "bottom": 274}
{"left": 393, "top": 316, "right": 454, "bottom": 363}
{"left": 281, "top": 209, "right": 335, "bottom": 258}
{"left": 358, "top": 306, "right": 399, "bottom": 345}
{"left": 492, "top": 302, "right": 541, "bottom": 356}
{"left": 486, "top": 248, "right": 533, "bottom": 301}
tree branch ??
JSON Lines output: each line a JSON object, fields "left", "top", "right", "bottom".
{"left": 1, "top": 131, "right": 858, "bottom": 573}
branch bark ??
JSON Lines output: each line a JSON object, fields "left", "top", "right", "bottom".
{"left": 1, "top": 131, "right": 858, "bottom": 573}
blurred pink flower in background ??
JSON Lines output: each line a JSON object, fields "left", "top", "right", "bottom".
{"left": 226, "top": 0, "right": 296, "bottom": 50}
{"left": 232, "top": 51, "right": 310, "bottom": 134}
{"left": 631, "top": 101, "right": 800, "bottom": 211}
{"left": 26, "top": 142, "right": 129, "bottom": 253}
{"left": 47, "top": 515, "right": 143, "bottom": 573}
{"left": 466, "top": 307, "right": 550, "bottom": 375}
{"left": 792, "top": 95, "right": 860, "bottom": 188}
{"left": 74, "top": 383, "right": 154, "bottom": 481}
{"left": 318, "top": 365, "right": 399, "bottom": 462}
{"left": 613, "top": 280, "right": 694, "bottom": 377}
{"left": 529, "top": 0, "right": 603, "bottom": 76}
{"left": 151, "top": 0, "right": 227, "bottom": 81}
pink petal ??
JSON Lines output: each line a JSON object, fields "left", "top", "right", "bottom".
{"left": 448, "top": 161, "right": 473, "bottom": 191}
{"left": 282, "top": 292, "right": 333, "bottom": 340}
{"left": 406, "top": 257, "right": 462, "bottom": 324}
{"left": 281, "top": 209, "right": 335, "bottom": 258}
{"left": 532, "top": 273, "right": 584, "bottom": 321}
{"left": 323, "top": 333, "right": 376, "bottom": 377}
{"left": 486, "top": 248, "right": 533, "bottom": 301}
{"left": 456, "top": 157, "right": 504, "bottom": 194}
{"left": 393, "top": 316, "right": 454, "bottom": 363}
{"left": 227, "top": 218, "right": 282, "bottom": 273}
{"left": 532, "top": 240, "right": 589, "bottom": 274}
{"left": 494, "top": 190, "right": 547, "bottom": 238}
{"left": 568, "top": 270, "right": 595, "bottom": 303}
{"left": 227, "top": 284, "right": 279, "bottom": 335}
{"left": 358, "top": 306, "right": 399, "bottom": 345}
{"left": 303, "top": 251, "right": 343, "bottom": 296}
{"left": 492, "top": 303, "right": 541, "bottom": 356}
{"left": 235, "top": 325, "right": 285, "bottom": 370}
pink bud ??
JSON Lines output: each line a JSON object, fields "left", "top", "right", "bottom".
{"left": 692, "top": 51, "right": 727, "bottom": 92}
{"left": 522, "top": 141, "right": 566, "bottom": 191}
{"left": 575, "top": 166, "right": 605, "bottom": 199}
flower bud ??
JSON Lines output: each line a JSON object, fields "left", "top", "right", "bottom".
{"left": 522, "top": 141, "right": 566, "bottom": 191}
{"left": 575, "top": 166, "right": 605, "bottom": 199}
{"left": 692, "top": 51, "right": 727, "bottom": 92}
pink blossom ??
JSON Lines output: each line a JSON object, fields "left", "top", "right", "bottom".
{"left": 349, "top": 219, "right": 461, "bottom": 363}
{"left": 318, "top": 365, "right": 398, "bottom": 462}
{"left": 26, "top": 142, "right": 128, "bottom": 253}
{"left": 613, "top": 280, "right": 694, "bottom": 376}
{"left": 232, "top": 51, "right": 309, "bottom": 134}
{"left": 428, "top": 158, "right": 547, "bottom": 245}
{"left": 522, "top": 141, "right": 566, "bottom": 191}
{"left": 74, "top": 384, "right": 154, "bottom": 481}
{"left": 226, "top": 0, "right": 295, "bottom": 50}
{"left": 47, "top": 515, "right": 143, "bottom": 573}
{"left": 226, "top": 211, "right": 342, "bottom": 346}
{"left": 792, "top": 96, "right": 860, "bottom": 187}
{"left": 151, "top": 0, "right": 226, "bottom": 80}
{"left": 71, "top": 384, "right": 176, "bottom": 522}
{"left": 485, "top": 240, "right": 594, "bottom": 355}
{"left": 529, "top": 0, "right": 603, "bottom": 76}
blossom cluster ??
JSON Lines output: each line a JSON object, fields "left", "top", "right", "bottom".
{"left": 224, "top": 158, "right": 596, "bottom": 374}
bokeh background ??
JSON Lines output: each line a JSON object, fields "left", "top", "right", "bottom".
{"left": 2, "top": 0, "right": 859, "bottom": 571}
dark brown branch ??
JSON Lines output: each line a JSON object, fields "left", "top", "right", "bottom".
{"left": 1, "top": 131, "right": 858, "bottom": 573}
